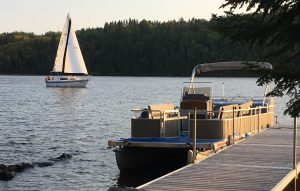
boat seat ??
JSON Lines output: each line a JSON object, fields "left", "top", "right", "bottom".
{"left": 180, "top": 93, "right": 212, "bottom": 111}
{"left": 148, "top": 103, "right": 175, "bottom": 119}
{"left": 238, "top": 101, "right": 253, "bottom": 116}
{"left": 218, "top": 104, "right": 239, "bottom": 119}
{"left": 182, "top": 93, "right": 209, "bottom": 101}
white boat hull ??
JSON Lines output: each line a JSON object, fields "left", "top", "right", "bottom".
{"left": 45, "top": 78, "right": 89, "bottom": 88}
{"left": 46, "top": 15, "right": 90, "bottom": 88}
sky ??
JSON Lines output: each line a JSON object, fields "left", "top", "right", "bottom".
{"left": 0, "top": 0, "right": 226, "bottom": 34}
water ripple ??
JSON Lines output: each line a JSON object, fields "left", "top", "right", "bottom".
{"left": 0, "top": 75, "right": 291, "bottom": 190}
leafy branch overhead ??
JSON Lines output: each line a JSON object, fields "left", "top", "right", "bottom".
{"left": 213, "top": 0, "right": 300, "bottom": 117}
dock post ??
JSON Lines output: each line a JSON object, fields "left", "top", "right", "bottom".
{"left": 193, "top": 107, "right": 197, "bottom": 163}
{"left": 258, "top": 106, "right": 261, "bottom": 132}
{"left": 293, "top": 117, "right": 297, "bottom": 191}
{"left": 233, "top": 107, "right": 235, "bottom": 144}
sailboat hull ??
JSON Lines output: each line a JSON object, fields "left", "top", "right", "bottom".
{"left": 46, "top": 14, "right": 90, "bottom": 88}
{"left": 45, "top": 78, "right": 89, "bottom": 88}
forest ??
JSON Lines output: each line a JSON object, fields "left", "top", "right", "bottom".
{"left": 0, "top": 18, "right": 291, "bottom": 76}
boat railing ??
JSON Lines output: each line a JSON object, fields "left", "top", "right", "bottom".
{"left": 131, "top": 108, "right": 186, "bottom": 138}
{"left": 185, "top": 104, "right": 274, "bottom": 119}
{"left": 131, "top": 108, "right": 179, "bottom": 119}
{"left": 187, "top": 104, "right": 275, "bottom": 140}
{"left": 212, "top": 96, "right": 272, "bottom": 102}
{"left": 218, "top": 105, "right": 274, "bottom": 119}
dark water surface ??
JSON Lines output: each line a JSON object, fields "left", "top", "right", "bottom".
{"left": 0, "top": 76, "right": 292, "bottom": 190}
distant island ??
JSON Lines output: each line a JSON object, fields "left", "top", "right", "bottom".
{"left": 0, "top": 19, "right": 291, "bottom": 76}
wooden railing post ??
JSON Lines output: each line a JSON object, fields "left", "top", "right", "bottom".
{"left": 193, "top": 107, "right": 197, "bottom": 163}
{"left": 249, "top": 108, "right": 252, "bottom": 133}
{"left": 233, "top": 106, "right": 235, "bottom": 144}
{"left": 293, "top": 117, "right": 297, "bottom": 191}
{"left": 258, "top": 107, "right": 261, "bottom": 132}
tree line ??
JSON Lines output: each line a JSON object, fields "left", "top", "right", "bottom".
{"left": 0, "top": 18, "right": 292, "bottom": 76}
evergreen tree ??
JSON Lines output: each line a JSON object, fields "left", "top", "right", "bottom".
{"left": 212, "top": 0, "right": 300, "bottom": 117}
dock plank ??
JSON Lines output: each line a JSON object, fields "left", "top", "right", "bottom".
{"left": 139, "top": 127, "right": 300, "bottom": 191}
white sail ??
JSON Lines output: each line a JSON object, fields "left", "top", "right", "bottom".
{"left": 52, "top": 15, "right": 69, "bottom": 73}
{"left": 52, "top": 14, "right": 88, "bottom": 75}
{"left": 64, "top": 23, "right": 88, "bottom": 74}
{"left": 46, "top": 14, "right": 90, "bottom": 88}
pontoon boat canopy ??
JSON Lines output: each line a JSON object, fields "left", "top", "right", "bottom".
{"left": 190, "top": 61, "right": 272, "bottom": 82}
{"left": 189, "top": 61, "right": 273, "bottom": 105}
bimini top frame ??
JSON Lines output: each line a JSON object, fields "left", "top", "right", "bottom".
{"left": 189, "top": 61, "right": 273, "bottom": 105}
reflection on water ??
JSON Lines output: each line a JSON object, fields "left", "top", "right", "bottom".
{"left": 0, "top": 75, "right": 293, "bottom": 190}
{"left": 52, "top": 87, "right": 87, "bottom": 96}
{"left": 117, "top": 162, "right": 185, "bottom": 188}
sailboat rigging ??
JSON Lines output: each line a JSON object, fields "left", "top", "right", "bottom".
{"left": 45, "top": 14, "right": 90, "bottom": 87}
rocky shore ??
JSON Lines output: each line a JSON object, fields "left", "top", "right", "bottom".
{"left": 0, "top": 153, "right": 72, "bottom": 181}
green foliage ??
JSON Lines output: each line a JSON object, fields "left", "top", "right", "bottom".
{"left": 215, "top": 0, "right": 300, "bottom": 117}
{"left": 0, "top": 32, "right": 59, "bottom": 74}
{"left": 0, "top": 19, "right": 264, "bottom": 76}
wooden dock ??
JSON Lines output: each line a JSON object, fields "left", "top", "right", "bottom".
{"left": 138, "top": 126, "right": 300, "bottom": 191}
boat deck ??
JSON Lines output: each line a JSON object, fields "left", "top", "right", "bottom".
{"left": 108, "top": 136, "right": 227, "bottom": 150}
{"left": 138, "top": 126, "right": 300, "bottom": 191}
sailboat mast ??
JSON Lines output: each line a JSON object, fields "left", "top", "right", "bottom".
{"left": 62, "top": 16, "right": 72, "bottom": 74}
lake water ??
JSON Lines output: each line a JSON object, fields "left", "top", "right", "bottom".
{"left": 0, "top": 76, "right": 293, "bottom": 190}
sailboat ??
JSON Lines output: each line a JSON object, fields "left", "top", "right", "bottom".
{"left": 45, "top": 14, "right": 90, "bottom": 88}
